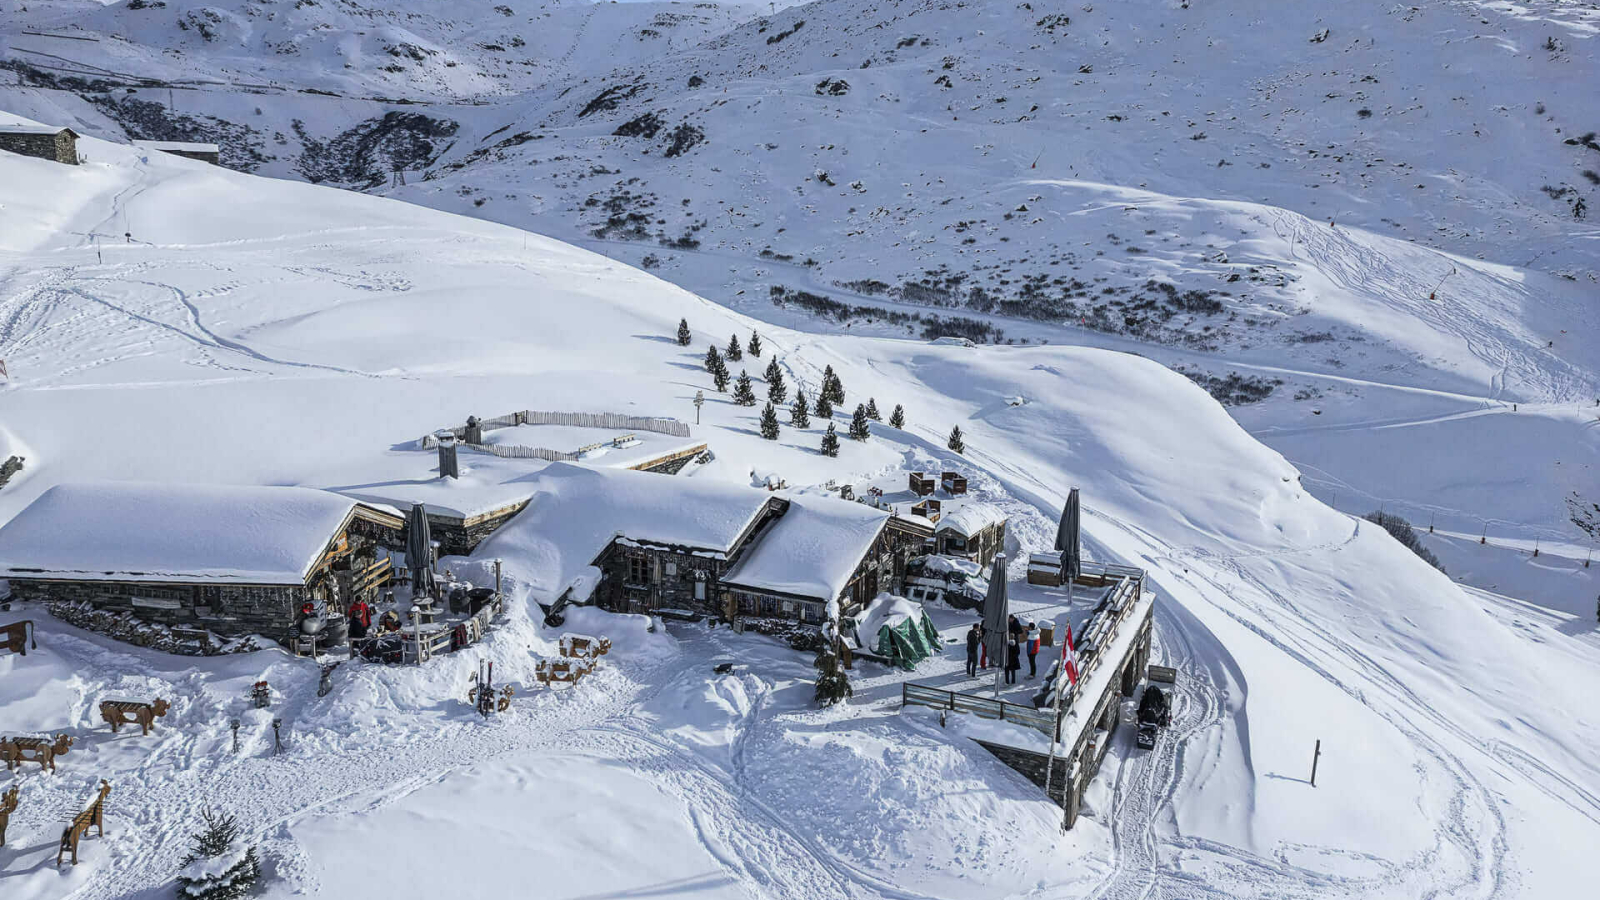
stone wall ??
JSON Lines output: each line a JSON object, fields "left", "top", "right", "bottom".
{"left": 10, "top": 578, "right": 305, "bottom": 639}
{"left": 972, "top": 740, "right": 1072, "bottom": 806}
{"left": 0, "top": 131, "right": 76, "bottom": 164}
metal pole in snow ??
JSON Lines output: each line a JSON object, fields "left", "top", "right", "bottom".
{"left": 1042, "top": 575, "right": 1075, "bottom": 808}
{"left": 1310, "top": 739, "right": 1322, "bottom": 787}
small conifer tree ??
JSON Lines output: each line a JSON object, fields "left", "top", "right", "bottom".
{"left": 748, "top": 331, "right": 763, "bottom": 357}
{"left": 713, "top": 363, "right": 730, "bottom": 393}
{"left": 733, "top": 370, "right": 757, "bottom": 406}
{"left": 849, "top": 404, "right": 871, "bottom": 441}
{"left": 820, "top": 422, "right": 840, "bottom": 457}
{"left": 865, "top": 397, "right": 881, "bottom": 421}
{"left": 768, "top": 367, "right": 788, "bottom": 404}
{"left": 814, "top": 390, "right": 834, "bottom": 419}
{"left": 947, "top": 424, "right": 965, "bottom": 454}
{"left": 175, "top": 810, "right": 260, "bottom": 900}
{"left": 704, "top": 344, "right": 723, "bottom": 377}
{"left": 726, "top": 334, "right": 743, "bottom": 362}
{"left": 889, "top": 404, "right": 905, "bottom": 429}
{"left": 813, "top": 640, "right": 852, "bottom": 706}
{"left": 791, "top": 390, "right": 811, "bottom": 428}
{"left": 759, "top": 402, "right": 781, "bottom": 440}
{"left": 825, "top": 370, "right": 845, "bottom": 405}
{"left": 676, "top": 318, "right": 692, "bottom": 347}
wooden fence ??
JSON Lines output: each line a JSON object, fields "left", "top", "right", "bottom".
{"left": 419, "top": 410, "right": 691, "bottom": 461}
{"left": 901, "top": 683, "right": 1057, "bottom": 734}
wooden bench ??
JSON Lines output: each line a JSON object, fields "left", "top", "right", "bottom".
{"left": 57, "top": 780, "right": 110, "bottom": 865}
{"left": 1, "top": 619, "right": 36, "bottom": 656}
{"left": 2, "top": 733, "right": 72, "bottom": 772}
{"left": 0, "top": 785, "right": 17, "bottom": 847}
{"left": 908, "top": 472, "right": 936, "bottom": 496}
{"left": 559, "top": 633, "right": 612, "bottom": 659}
{"left": 99, "top": 698, "right": 170, "bottom": 736}
{"left": 941, "top": 471, "right": 968, "bottom": 495}
{"left": 534, "top": 658, "right": 593, "bottom": 685}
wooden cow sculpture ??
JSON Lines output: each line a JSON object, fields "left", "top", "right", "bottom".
{"left": 534, "top": 658, "right": 593, "bottom": 685}
{"left": 0, "top": 619, "right": 36, "bottom": 656}
{"left": 0, "top": 785, "right": 18, "bottom": 847}
{"left": 2, "top": 733, "right": 73, "bottom": 772}
{"left": 57, "top": 780, "right": 110, "bottom": 865}
{"left": 99, "top": 698, "right": 170, "bottom": 736}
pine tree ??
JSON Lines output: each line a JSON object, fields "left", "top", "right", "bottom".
{"left": 767, "top": 366, "right": 788, "bottom": 405}
{"left": 865, "top": 397, "right": 881, "bottom": 421}
{"left": 726, "top": 333, "right": 743, "bottom": 362}
{"left": 849, "top": 404, "right": 871, "bottom": 441}
{"left": 947, "top": 424, "right": 965, "bottom": 454}
{"left": 733, "top": 370, "right": 757, "bottom": 406}
{"left": 704, "top": 344, "right": 723, "bottom": 377}
{"left": 175, "top": 810, "right": 260, "bottom": 900}
{"left": 822, "top": 366, "right": 845, "bottom": 405}
{"left": 813, "top": 641, "right": 853, "bottom": 706}
{"left": 889, "top": 404, "right": 905, "bottom": 429}
{"left": 791, "top": 390, "right": 811, "bottom": 428}
{"left": 676, "top": 318, "right": 691, "bottom": 347}
{"left": 814, "top": 389, "right": 833, "bottom": 419}
{"left": 759, "top": 402, "right": 781, "bottom": 440}
{"left": 764, "top": 357, "right": 781, "bottom": 383}
{"left": 819, "top": 422, "right": 840, "bottom": 457}
{"left": 713, "top": 363, "right": 730, "bottom": 393}
{"left": 748, "top": 331, "right": 763, "bottom": 357}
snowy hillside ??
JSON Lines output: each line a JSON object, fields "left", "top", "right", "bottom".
{"left": 7, "top": 0, "right": 1594, "bottom": 614}
{"left": 1, "top": 120, "right": 1597, "bottom": 899}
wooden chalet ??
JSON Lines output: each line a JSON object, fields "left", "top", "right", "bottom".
{"left": 0, "top": 483, "right": 403, "bottom": 642}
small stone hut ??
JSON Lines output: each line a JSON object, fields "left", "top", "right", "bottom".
{"left": 133, "top": 140, "right": 221, "bottom": 165}
{"left": 0, "top": 482, "right": 405, "bottom": 642}
{"left": 0, "top": 125, "right": 79, "bottom": 165}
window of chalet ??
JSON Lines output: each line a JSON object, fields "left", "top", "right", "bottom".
{"left": 628, "top": 555, "right": 649, "bottom": 585}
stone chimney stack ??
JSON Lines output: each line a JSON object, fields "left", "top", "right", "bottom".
{"left": 436, "top": 430, "right": 460, "bottom": 479}
{"left": 464, "top": 415, "right": 483, "bottom": 445}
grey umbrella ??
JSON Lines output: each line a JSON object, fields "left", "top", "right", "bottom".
{"left": 405, "top": 503, "right": 436, "bottom": 599}
{"left": 1055, "top": 487, "right": 1081, "bottom": 580}
{"left": 980, "top": 553, "right": 1009, "bottom": 697}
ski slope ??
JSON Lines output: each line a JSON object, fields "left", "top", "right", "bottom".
{"left": 0, "top": 123, "right": 1596, "bottom": 899}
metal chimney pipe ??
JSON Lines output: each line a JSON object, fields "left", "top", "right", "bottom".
{"left": 436, "top": 430, "right": 459, "bottom": 479}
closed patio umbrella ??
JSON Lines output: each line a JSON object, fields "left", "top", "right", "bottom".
{"left": 980, "top": 552, "right": 1008, "bottom": 698}
{"left": 405, "top": 503, "right": 435, "bottom": 599}
{"left": 1055, "top": 487, "right": 1081, "bottom": 581}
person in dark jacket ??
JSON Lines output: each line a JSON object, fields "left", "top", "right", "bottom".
{"left": 348, "top": 599, "right": 373, "bottom": 641}
{"left": 965, "top": 623, "right": 982, "bottom": 677}
{"left": 1025, "top": 622, "right": 1040, "bottom": 678}
{"left": 1004, "top": 635, "right": 1022, "bottom": 684}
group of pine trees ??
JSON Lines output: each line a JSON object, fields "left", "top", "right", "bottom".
{"left": 685, "top": 321, "right": 968, "bottom": 457}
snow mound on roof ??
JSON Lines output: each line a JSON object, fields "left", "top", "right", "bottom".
{"left": 0, "top": 482, "right": 357, "bottom": 584}
{"left": 471, "top": 462, "right": 773, "bottom": 606}
{"left": 722, "top": 492, "right": 889, "bottom": 602}
{"left": 851, "top": 593, "right": 923, "bottom": 641}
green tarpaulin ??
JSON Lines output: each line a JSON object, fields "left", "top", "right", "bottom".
{"left": 872, "top": 610, "right": 942, "bottom": 670}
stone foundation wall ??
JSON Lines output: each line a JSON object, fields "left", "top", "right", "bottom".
{"left": 9, "top": 578, "right": 303, "bottom": 640}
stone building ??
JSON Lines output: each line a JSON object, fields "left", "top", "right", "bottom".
{"left": 133, "top": 140, "right": 221, "bottom": 165}
{"left": 0, "top": 482, "right": 404, "bottom": 641}
{"left": 0, "top": 125, "right": 79, "bottom": 165}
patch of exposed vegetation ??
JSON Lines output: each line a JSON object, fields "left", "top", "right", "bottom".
{"left": 1364, "top": 511, "right": 1446, "bottom": 572}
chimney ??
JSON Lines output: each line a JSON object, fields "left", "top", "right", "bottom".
{"left": 435, "top": 430, "right": 459, "bottom": 479}
{"left": 464, "top": 415, "right": 483, "bottom": 445}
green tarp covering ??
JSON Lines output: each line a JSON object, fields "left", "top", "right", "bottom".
{"left": 873, "top": 610, "right": 942, "bottom": 670}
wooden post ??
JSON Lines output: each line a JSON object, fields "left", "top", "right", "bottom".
{"left": 1310, "top": 739, "right": 1322, "bottom": 787}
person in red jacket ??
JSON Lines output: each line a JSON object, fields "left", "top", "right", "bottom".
{"left": 347, "top": 598, "right": 373, "bottom": 641}
{"left": 1025, "top": 622, "right": 1041, "bottom": 679}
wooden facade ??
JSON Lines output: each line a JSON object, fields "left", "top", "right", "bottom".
{"left": 6, "top": 505, "right": 403, "bottom": 642}
{"left": 935, "top": 518, "right": 1007, "bottom": 568}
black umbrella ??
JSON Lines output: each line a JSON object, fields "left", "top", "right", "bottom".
{"left": 405, "top": 503, "right": 435, "bottom": 598}
{"left": 980, "top": 553, "right": 1008, "bottom": 696}
{"left": 1055, "top": 487, "right": 1081, "bottom": 580}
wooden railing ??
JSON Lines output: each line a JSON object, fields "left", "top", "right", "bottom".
{"left": 902, "top": 683, "right": 1057, "bottom": 734}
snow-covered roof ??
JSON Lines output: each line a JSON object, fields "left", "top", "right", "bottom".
{"left": 935, "top": 500, "right": 1006, "bottom": 535}
{"left": 722, "top": 493, "right": 889, "bottom": 602}
{"left": 0, "top": 482, "right": 376, "bottom": 585}
{"left": 133, "top": 140, "right": 220, "bottom": 154}
{"left": 0, "top": 124, "right": 74, "bottom": 136}
{"left": 471, "top": 462, "right": 776, "bottom": 605}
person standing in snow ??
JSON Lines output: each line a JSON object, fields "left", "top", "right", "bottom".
{"left": 1025, "top": 622, "right": 1040, "bottom": 678}
{"left": 966, "top": 623, "right": 982, "bottom": 677}
{"left": 347, "top": 598, "right": 373, "bottom": 641}
{"left": 1005, "top": 635, "right": 1021, "bottom": 685}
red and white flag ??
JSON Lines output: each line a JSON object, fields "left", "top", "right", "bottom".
{"left": 1061, "top": 623, "right": 1080, "bottom": 687}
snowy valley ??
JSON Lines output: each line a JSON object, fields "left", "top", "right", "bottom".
{"left": 1, "top": 2, "right": 1598, "bottom": 899}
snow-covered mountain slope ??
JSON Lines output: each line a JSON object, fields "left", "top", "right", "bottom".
{"left": 1, "top": 120, "right": 1597, "bottom": 900}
